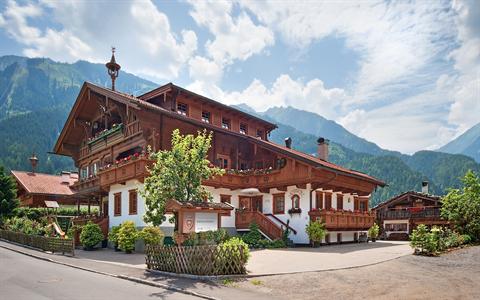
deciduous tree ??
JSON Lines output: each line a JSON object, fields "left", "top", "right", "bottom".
{"left": 142, "top": 129, "right": 224, "bottom": 226}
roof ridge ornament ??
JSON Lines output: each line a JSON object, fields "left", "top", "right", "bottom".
{"left": 106, "top": 47, "right": 121, "bottom": 91}
{"left": 29, "top": 152, "right": 38, "bottom": 174}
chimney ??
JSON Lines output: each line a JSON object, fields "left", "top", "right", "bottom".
{"left": 421, "top": 181, "right": 429, "bottom": 194}
{"left": 285, "top": 137, "right": 292, "bottom": 149}
{"left": 61, "top": 171, "right": 71, "bottom": 184}
{"left": 317, "top": 137, "right": 329, "bottom": 161}
{"left": 29, "top": 153, "right": 39, "bottom": 174}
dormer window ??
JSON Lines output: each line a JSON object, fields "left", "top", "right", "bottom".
{"left": 222, "top": 118, "right": 231, "bottom": 130}
{"left": 177, "top": 102, "right": 188, "bottom": 116}
{"left": 240, "top": 123, "right": 248, "bottom": 135}
{"left": 202, "top": 111, "right": 211, "bottom": 123}
{"left": 256, "top": 129, "right": 264, "bottom": 139}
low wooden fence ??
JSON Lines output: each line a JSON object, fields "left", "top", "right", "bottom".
{"left": 0, "top": 229, "right": 74, "bottom": 256}
{"left": 145, "top": 245, "right": 248, "bottom": 276}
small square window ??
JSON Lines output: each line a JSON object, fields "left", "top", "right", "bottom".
{"left": 220, "top": 195, "right": 231, "bottom": 204}
{"left": 222, "top": 118, "right": 230, "bottom": 130}
{"left": 273, "top": 194, "right": 285, "bottom": 214}
{"left": 177, "top": 102, "right": 188, "bottom": 116}
{"left": 256, "top": 129, "right": 264, "bottom": 139}
{"left": 201, "top": 111, "right": 211, "bottom": 123}
{"left": 240, "top": 123, "right": 248, "bottom": 135}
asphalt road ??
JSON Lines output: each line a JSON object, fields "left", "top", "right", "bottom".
{"left": 0, "top": 247, "right": 200, "bottom": 300}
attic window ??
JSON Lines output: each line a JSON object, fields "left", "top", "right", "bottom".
{"left": 240, "top": 123, "right": 248, "bottom": 135}
{"left": 202, "top": 111, "right": 211, "bottom": 123}
{"left": 177, "top": 102, "right": 188, "bottom": 116}
{"left": 222, "top": 118, "right": 231, "bottom": 130}
{"left": 256, "top": 129, "right": 264, "bottom": 139}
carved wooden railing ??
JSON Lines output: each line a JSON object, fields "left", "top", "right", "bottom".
{"left": 377, "top": 207, "right": 442, "bottom": 220}
{"left": 265, "top": 213, "right": 297, "bottom": 235}
{"left": 308, "top": 210, "right": 375, "bottom": 230}
{"left": 235, "top": 210, "right": 283, "bottom": 240}
{"left": 98, "top": 157, "right": 154, "bottom": 188}
{"left": 125, "top": 120, "right": 142, "bottom": 137}
{"left": 71, "top": 176, "right": 100, "bottom": 193}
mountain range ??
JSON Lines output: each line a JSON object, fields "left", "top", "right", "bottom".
{"left": 438, "top": 123, "right": 480, "bottom": 163}
{"left": 0, "top": 55, "right": 479, "bottom": 206}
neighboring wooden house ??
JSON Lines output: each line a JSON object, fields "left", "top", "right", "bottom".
{"left": 11, "top": 170, "right": 80, "bottom": 208}
{"left": 373, "top": 183, "right": 447, "bottom": 240}
{"left": 52, "top": 52, "right": 385, "bottom": 244}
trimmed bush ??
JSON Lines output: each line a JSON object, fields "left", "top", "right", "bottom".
{"left": 305, "top": 220, "right": 327, "bottom": 245}
{"left": 241, "top": 223, "right": 263, "bottom": 247}
{"left": 118, "top": 221, "right": 138, "bottom": 253}
{"left": 108, "top": 225, "right": 121, "bottom": 249}
{"left": 139, "top": 226, "right": 165, "bottom": 246}
{"left": 80, "top": 222, "right": 104, "bottom": 250}
{"left": 368, "top": 223, "right": 380, "bottom": 240}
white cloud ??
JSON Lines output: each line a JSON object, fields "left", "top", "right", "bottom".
{"left": 0, "top": 0, "right": 197, "bottom": 81}
{"left": 188, "top": 56, "right": 223, "bottom": 83}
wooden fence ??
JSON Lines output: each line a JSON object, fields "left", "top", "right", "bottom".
{"left": 0, "top": 229, "right": 74, "bottom": 256}
{"left": 145, "top": 244, "right": 249, "bottom": 276}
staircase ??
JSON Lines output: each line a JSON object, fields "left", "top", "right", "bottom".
{"left": 235, "top": 211, "right": 284, "bottom": 240}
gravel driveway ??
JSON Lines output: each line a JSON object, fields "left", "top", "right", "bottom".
{"left": 233, "top": 245, "right": 480, "bottom": 300}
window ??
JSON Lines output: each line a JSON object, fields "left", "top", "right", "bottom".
{"left": 292, "top": 194, "right": 300, "bottom": 209}
{"left": 216, "top": 155, "right": 230, "bottom": 169}
{"left": 256, "top": 129, "right": 264, "bottom": 139}
{"left": 240, "top": 123, "right": 248, "bottom": 134}
{"left": 325, "top": 193, "right": 332, "bottom": 209}
{"left": 129, "top": 189, "right": 138, "bottom": 215}
{"left": 177, "top": 102, "right": 188, "bottom": 116}
{"left": 92, "top": 162, "right": 98, "bottom": 176}
{"left": 114, "top": 193, "right": 121, "bottom": 216}
{"left": 220, "top": 195, "right": 231, "bottom": 204}
{"left": 221, "top": 117, "right": 230, "bottom": 130}
{"left": 337, "top": 194, "right": 343, "bottom": 210}
{"left": 80, "top": 167, "right": 88, "bottom": 179}
{"left": 316, "top": 192, "right": 323, "bottom": 209}
{"left": 255, "top": 161, "right": 264, "bottom": 169}
{"left": 201, "top": 111, "right": 211, "bottom": 123}
{"left": 273, "top": 193, "right": 285, "bottom": 214}
{"left": 359, "top": 201, "right": 367, "bottom": 212}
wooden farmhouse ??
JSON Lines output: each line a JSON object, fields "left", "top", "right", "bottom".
{"left": 373, "top": 182, "right": 447, "bottom": 240}
{"left": 53, "top": 54, "right": 385, "bottom": 244}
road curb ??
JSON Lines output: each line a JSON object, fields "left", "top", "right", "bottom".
{"left": 0, "top": 242, "right": 218, "bottom": 300}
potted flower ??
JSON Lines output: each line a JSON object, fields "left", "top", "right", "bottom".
{"left": 306, "top": 220, "right": 327, "bottom": 247}
{"left": 368, "top": 223, "right": 380, "bottom": 242}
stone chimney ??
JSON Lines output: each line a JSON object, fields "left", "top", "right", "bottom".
{"left": 61, "top": 171, "right": 71, "bottom": 185}
{"left": 29, "top": 153, "right": 38, "bottom": 174}
{"left": 284, "top": 137, "right": 292, "bottom": 149}
{"left": 421, "top": 181, "right": 429, "bottom": 194}
{"left": 317, "top": 137, "right": 329, "bottom": 161}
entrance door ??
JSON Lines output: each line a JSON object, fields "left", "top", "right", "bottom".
{"left": 103, "top": 201, "right": 109, "bottom": 217}
{"left": 252, "top": 196, "right": 263, "bottom": 212}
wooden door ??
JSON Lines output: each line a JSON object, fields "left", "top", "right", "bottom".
{"left": 252, "top": 196, "right": 263, "bottom": 212}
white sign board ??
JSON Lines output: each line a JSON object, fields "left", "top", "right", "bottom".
{"left": 195, "top": 212, "right": 218, "bottom": 232}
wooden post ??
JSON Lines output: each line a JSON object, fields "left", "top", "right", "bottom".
{"left": 77, "top": 199, "right": 80, "bottom": 215}
{"left": 88, "top": 198, "right": 91, "bottom": 215}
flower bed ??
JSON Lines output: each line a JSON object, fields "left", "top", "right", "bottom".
{"left": 0, "top": 229, "right": 74, "bottom": 255}
{"left": 145, "top": 242, "right": 249, "bottom": 276}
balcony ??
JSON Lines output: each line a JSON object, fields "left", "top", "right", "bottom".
{"left": 308, "top": 209, "right": 375, "bottom": 230}
{"left": 98, "top": 156, "right": 154, "bottom": 188}
{"left": 80, "top": 124, "right": 126, "bottom": 158}
{"left": 203, "top": 168, "right": 282, "bottom": 189}
{"left": 377, "top": 207, "right": 442, "bottom": 221}
{"left": 71, "top": 176, "right": 101, "bottom": 194}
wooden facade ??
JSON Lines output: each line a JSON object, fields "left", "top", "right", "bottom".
{"left": 54, "top": 81, "right": 385, "bottom": 242}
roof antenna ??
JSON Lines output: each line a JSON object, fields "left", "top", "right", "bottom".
{"left": 106, "top": 47, "right": 121, "bottom": 91}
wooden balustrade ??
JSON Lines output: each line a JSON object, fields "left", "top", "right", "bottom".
{"left": 125, "top": 120, "right": 142, "bottom": 137}
{"left": 98, "top": 157, "right": 153, "bottom": 188}
{"left": 235, "top": 211, "right": 283, "bottom": 240}
{"left": 308, "top": 210, "right": 375, "bottom": 230}
{"left": 71, "top": 176, "right": 100, "bottom": 193}
{"left": 203, "top": 169, "right": 282, "bottom": 190}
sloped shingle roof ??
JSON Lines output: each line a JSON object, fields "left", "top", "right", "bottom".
{"left": 11, "top": 171, "right": 77, "bottom": 196}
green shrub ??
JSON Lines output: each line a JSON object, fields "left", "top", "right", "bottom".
{"left": 215, "top": 237, "right": 250, "bottom": 273}
{"left": 306, "top": 220, "right": 327, "bottom": 244}
{"left": 80, "top": 222, "right": 104, "bottom": 249}
{"left": 108, "top": 225, "right": 121, "bottom": 247}
{"left": 242, "top": 223, "right": 263, "bottom": 247}
{"left": 409, "top": 225, "right": 468, "bottom": 256}
{"left": 118, "top": 221, "right": 138, "bottom": 253}
{"left": 139, "top": 226, "right": 165, "bottom": 246}
{"left": 461, "top": 234, "right": 472, "bottom": 244}
{"left": 368, "top": 223, "right": 380, "bottom": 239}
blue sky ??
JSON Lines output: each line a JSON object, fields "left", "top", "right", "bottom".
{"left": 0, "top": 0, "right": 479, "bottom": 154}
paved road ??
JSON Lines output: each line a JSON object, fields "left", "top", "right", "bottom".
{"left": 0, "top": 247, "right": 200, "bottom": 300}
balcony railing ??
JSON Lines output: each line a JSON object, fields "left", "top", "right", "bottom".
{"left": 203, "top": 169, "right": 282, "bottom": 189}
{"left": 377, "top": 207, "right": 442, "bottom": 220}
{"left": 98, "top": 156, "right": 154, "bottom": 187}
{"left": 71, "top": 176, "right": 100, "bottom": 193}
{"left": 80, "top": 124, "right": 126, "bottom": 158}
{"left": 308, "top": 209, "right": 375, "bottom": 230}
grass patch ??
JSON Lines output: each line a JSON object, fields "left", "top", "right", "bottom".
{"left": 251, "top": 279, "right": 263, "bottom": 286}
{"left": 222, "top": 278, "right": 235, "bottom": 286}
